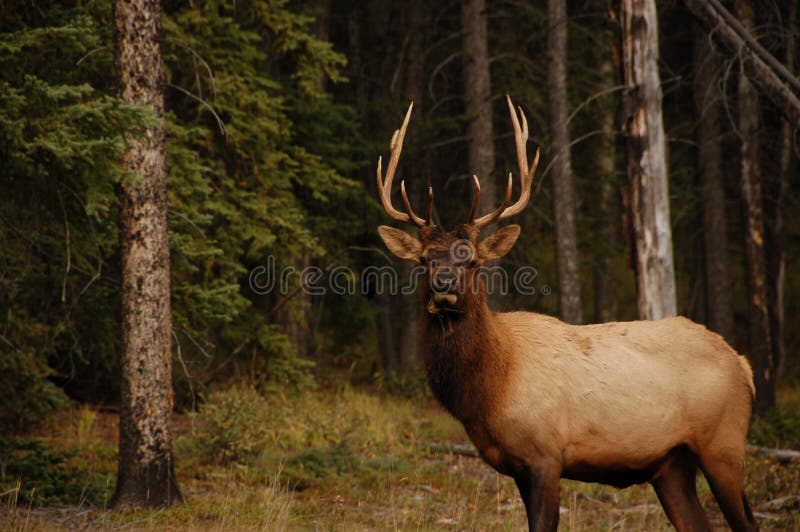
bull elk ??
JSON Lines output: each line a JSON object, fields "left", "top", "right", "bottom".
{"left": 376, "top": 97, "right": 758, "bottom": 531}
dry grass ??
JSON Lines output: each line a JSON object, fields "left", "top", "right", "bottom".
{"left": 2, "top": 384, "right": 799, "bottom": 531}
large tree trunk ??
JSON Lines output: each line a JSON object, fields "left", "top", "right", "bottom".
{"left": 461, "top": 0, "right": 495, "bottom": 215}
{"left": 112, "top": 0, "right": 182, "bottom": 508}
{"left": 736, "top": 0, "right": 774, "bottom": 413}
{"left": 547, "top": 0, "right": 582, "bottom": 324}
{"left": 693, "top": 25, "right": 734, "bottom": 343}
{"left": 621, "top": 0, "right": 677, "bottom": 320}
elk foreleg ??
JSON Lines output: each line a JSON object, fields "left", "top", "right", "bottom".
{"left": 513, "top": 464, "right": 561, "bottom": 532}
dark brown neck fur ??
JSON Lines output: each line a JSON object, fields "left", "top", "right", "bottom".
{"left": 419, "top": 280, "right": 511, "bottom": 421}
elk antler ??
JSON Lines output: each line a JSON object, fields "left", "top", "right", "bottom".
{"left": 470, "top": 96, "right": 540, "bottom": 229}
{"left": 377, "top": 102, "right": 431, "bottom": 227}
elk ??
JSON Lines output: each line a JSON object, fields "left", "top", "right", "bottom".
{"left": 376, "top": 97, "right": 758, "bottom": 532}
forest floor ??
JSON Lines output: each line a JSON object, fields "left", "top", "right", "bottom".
{"left": 2, "top": 379, "right": 799, "bottom": 531}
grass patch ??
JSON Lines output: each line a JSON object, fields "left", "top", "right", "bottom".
{"left": 2, "top": 382, "right": 799, "bottom": 530}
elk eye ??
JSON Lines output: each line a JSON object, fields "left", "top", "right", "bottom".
{"left": 469, "top": 257, "right": 478, "bottom": 267}
{"left": 419, "top": 255, "right": 428, "bottom": 266}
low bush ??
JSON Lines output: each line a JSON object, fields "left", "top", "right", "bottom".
{"left": 0, "top": 437, "right": 111, "bottom": 506}
{"left": 189, "top": 386, "right": 271, "bottom": 465}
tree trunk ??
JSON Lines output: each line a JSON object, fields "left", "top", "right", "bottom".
{"left": 594, "top": 123, "right": 619, "bottom": 322}
{"left": 593, "top": 30, "right": 620, "bottom": 324}
{"left": 276, "top": 0, "right": 333, "bottom": 360}
{"left": 769, "top": 0, "right": 796, "bottom": 377}
{"left": 461, "top": 0, "right": 495, "bottom": 214}
{"left": 693, "top": 25, "right": 734, "bottom": 343}
{"left": 736, "top": 0, "right": 774, "bottom": 413}
{"left": 547, "top": 0, "right": 582, "bottom": 324}
{"left": 112, "top": 0, "right": 182, "bottom": 508}
{"left": 620, "top": 0, "right": 677, "bottom": 321}
{"left": 396, "top": 0, "right": 426, "bottom": 371}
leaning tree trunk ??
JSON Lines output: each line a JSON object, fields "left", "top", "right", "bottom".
{"left": 461, "top": 0, "right": 496, "bottom": 215}
{"left": 112, "top": 0, "right": 182, "bottom": 508}
{"left": 621, "top": 0, "right": 677, "bottom": 320}
{"left": 547, "top": 0, "right": 582, "bottom": 324}
{"left": 693, "top": 24, "right": 734, "bottom": 344}
{"left": 682, "top": 0, "right": 800, "bottom": 126}
{"left": 736, "top": 0, "right": 775, "bottom": 413}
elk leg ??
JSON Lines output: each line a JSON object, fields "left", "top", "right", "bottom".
{"left": 651, "top": 452, "right": 711, "bottom": 531}
{"left": 513, "top": 466, "right": 560, "bottom": 532}
{"left": 698, "top": 450, "right": 758, "bottom": 532}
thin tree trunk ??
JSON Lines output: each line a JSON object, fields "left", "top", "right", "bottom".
{"left": 276, "top": 0, "right": 333, "bottom": 360}
{"left": 736, "top": 0, "right": 774, "bottom": 413}
{"left": 594, "top": 125, "right": 619, "bottom": 322}
{"left": 397, "top": 0, "right": 426, "bottom": 371}
{"left": 112, "top": 0, "right": 182, "bottom": 508}
{"left": 547, "top": 0, "right": 582, "bottom": 324}
{"left": 769, "top": 0, "right": 797, "bottom": 377}
{"left": 594, "top": 30, "right": 620, "bottom": 324}
{"left": 461, "top": 0, "right": 495, "bottom": 214}
{"left": 621, "top": 0, "right": 677, "bottom": 320}
{"left": 693, "top": 25, "right": 734, "bottom": 343}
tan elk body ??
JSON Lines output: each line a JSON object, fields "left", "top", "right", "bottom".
{"left": 376, "top": 98, "right": 758, "bottom": 531}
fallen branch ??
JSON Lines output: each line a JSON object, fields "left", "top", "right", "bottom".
{"left": 423, "top": 441, "right": 479, "bottom": 458}
{"left": 424, "top": 442, "right": 800, "bottom": 464}
{"left": 684, "top": 0, "right": 800, "bottom": 125}
{"left": 757, "top": 495, "right": 800, "bottom": 512}
{"left": 746, "top": 444, "right": 800, "bottom": 463}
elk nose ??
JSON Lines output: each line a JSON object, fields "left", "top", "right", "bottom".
{"left": 433, "top": 270, "right": 456, "bottom": 293}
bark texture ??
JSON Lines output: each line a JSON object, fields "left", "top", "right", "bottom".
{"left": 769, "top": 0, "right": 797, "bottom": 377}
{"left": 112, "top": 0, "right": 182, "bottom": 508}
{"left": 594, "top": 105, "right": 619, "bottom": 321}
{"left": 736, "top": 0, "right": 774, "bottom": 413}
{"left": 461, "top": 0, "right": 495, "bottom": 215}
{"left": 593, "top": 31, "right": 620, "bottom": 324}
{"left": 693, "top": 26, "right": 734, "bottom": 343}
{"left": 547, "top": 0, "right": 582, "bottom": 324}
{"left": 621, "top": 0, "right": 677, "bottom": 320}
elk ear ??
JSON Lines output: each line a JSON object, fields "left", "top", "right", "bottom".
{"left": 478, "top": 225, "right": 520, "bottom": 261}
{"left": 378, "top": 225, "right": 422, "bottom": 261}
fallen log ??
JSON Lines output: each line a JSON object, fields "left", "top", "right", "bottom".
{"left": 746, "top": 444, "right": 800, "bottom": 464}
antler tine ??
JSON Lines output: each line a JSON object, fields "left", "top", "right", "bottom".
{"left": 508, "top": 95, "right": 529, "bottom": 186}
{"left": 472, "top": 172, "right": 513, "bottom": 227}
{"left": 384, "top": 103, "right": 413, "bottom": 194}
{"left": 426, "top": 186, "right": 434, "bottom": 224}
{"left": 376, "top": 102, "right": 428, "bottom": 227}
{"left": 471, "top": 96, "right": 537, "bottom": 229}
{"left": 468, "top": 175, "right": 481, "bottom": 223}
{"left": 401, "top": 180, "right": 426, "bottom": 226}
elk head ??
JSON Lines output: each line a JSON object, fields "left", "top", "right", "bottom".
{"left": 377, "top": 96, "right": 540, "bottom": 315}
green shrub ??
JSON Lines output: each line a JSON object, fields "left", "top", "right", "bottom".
{"left": 190, "top": 386, "right": 271, "bottom": 465}
{"left": 0, "top": 437, "right": 111, "bottom": 506}
{"left": 0, "top": 351, "right": 67, "bottom": 434}
{"left": 749, "top": 402, "right": 800, "bottom": 449}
